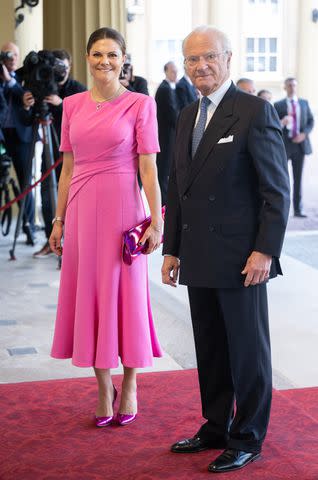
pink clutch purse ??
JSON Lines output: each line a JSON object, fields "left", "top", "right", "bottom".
{"left": 122, "top": 206, "right": 166, "bottom": 265}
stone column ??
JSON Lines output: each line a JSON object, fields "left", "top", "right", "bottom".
{"left": 297, "top": 0, "right": 318, "bottom": 109}
{"left": 43, "top": 0, "right": 126, "bottom": 86}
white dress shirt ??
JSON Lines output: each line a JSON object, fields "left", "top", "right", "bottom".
{"left": 195, "top": 77, "right": 232, "bottom": 129}
{"left": 286, "top": 95, "right": 300, "bottom": 137}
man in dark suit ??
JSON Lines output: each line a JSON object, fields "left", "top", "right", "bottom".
{"left": 155, "top": 61, "right": 179, "bottom": 205}
{"left": 1, "top": 41, "right": 35, "bottom": 244}
{"left": 176, "top": 69, "right": 198, "bottom": 110}
{"left": 162, "top": 26, "right": 290, "bottom": 474}
{"left": 274, "top": 77, "right": 314, "bottom": 217}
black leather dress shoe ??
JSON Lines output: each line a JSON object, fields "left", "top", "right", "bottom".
{"left": 208, "top": 448, "right": 260, "bottom": 473}
{"left": 294, "top": 212, "right": 307, "bottom": 218}
{"left": 23, "top": 224, "right": 36, "bottom": 246}
{"left": 171, "top": 435, "right": 225, "bottom": 453}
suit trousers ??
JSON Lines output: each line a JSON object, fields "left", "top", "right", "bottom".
{"left": 286, "top": 142, "right": 304, "bottom": 214}
{"left": 4, "top": 128, "right": 35, "bottom": 231}
{"left": 187, "top": 284, "right": 272, "bottom": 453}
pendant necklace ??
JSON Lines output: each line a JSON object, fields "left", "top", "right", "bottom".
{"left": 92, "top": 85, "right": 125, "bottom": 111}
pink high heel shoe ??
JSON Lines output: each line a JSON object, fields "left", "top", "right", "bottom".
{"left": 116, "top": 412, "right": 138, "bottom": 426}
{"left": 115, "top": 391, "right": 138, "bottom": 426}
{"left": 95, "top": 385, "right": 117, "bottom": 427}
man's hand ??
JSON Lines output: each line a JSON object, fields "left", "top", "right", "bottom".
{"left": 161, "top": 256, "right": 180, "bottom": 287}
{"left": 0, "top": 64, "right": 11, "bottom": 83}
{"left": 292, "top": 132, "right": 306, "bottom": 143}
{"left": 44, "top": 94, "right": 62, "bottom": 106}
{"left": 119, "top": 78, "right": 129, "bottom": 88}
{"left": 280, "top": 115, "right": 292, "bottom": 127}
{"left": 23, "top": 91, "right": 35, "bottom": 110}
{"left": 241, "top": 251, "right": 272, "bottom": 287}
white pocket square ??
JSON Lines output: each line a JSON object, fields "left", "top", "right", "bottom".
{"left": 217, "top": 135, "right": 233, "bottom": 144}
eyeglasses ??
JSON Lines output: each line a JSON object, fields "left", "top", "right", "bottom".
{"left": 184, "top": 51, "right": 228, "bottom": 67}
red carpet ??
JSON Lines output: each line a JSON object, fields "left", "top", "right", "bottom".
{"left": 0, "top": 369, "right": 317, "bottom": 480}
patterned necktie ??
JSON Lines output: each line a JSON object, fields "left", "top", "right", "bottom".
{"left": 291, "top": 99, "right": 297, "bottom": 138}
{"left": 192, "top": 96, "right": 211, "bottom": 158}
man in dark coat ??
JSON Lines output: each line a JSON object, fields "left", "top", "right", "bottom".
{"left": 155, "top": 61, "right": 179, "bottom": 205}
{"left": 162, "top": 26, "right": 290, "bottom": 474}
{"left": 1, "top": 41, "right": 35, "bottom": 244}
{"left": 176, "top": 70, "right": 197, "bottom": 110}
{"left": 274, "top": 77, "right": 314, "bottom": 217}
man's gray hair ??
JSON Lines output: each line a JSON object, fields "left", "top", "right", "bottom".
{"left": 182, "top": 25, "right": 232, "bottom": 54}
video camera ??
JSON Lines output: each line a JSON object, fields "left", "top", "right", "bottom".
{"left": 21, "top": 49, "right": 67, "bottom": 103}
{"left": 0, "top": 50, "right": 14, "bottom": 75}
{"left": 119, "top": 62, "right": 132, "bottom": 80}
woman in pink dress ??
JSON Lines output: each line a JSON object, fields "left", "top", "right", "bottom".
{"left": 49, "top": 27, "right": 163, "bottom": 427}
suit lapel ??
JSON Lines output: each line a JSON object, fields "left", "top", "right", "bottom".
{"left": 182, "top": 83, "right": 239, "bottom": 194}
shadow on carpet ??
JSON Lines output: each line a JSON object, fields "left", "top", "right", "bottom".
{"left": 0, "top": 369, "right": 317, "bottom": 480}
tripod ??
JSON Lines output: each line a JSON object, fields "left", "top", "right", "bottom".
{"left": 9, "top": 101, "right": 59, "bottom": 260}
{"left": 0, "top": 150, "right": 20, "bottom": 236}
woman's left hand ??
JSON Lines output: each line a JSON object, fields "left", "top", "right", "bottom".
{"left": 139, "top": 223, "right": 162, "bottom": 254}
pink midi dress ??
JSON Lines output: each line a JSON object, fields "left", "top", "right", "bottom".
{"left": 51, "top": 90, "right": 163, "bottom": 368}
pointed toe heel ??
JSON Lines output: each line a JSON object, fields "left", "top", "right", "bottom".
{"left": 95, "top": 415, "right": 114, "bottom": 427}
{"left": 95, "top": 385, "right": 118, "bottom": 428}
{"left": 116, "top": 413, "right": 138, "bottom": 426}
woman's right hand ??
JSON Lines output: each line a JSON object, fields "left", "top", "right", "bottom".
{"left": 49, "top": 224, "right": 63, "bottom": 256}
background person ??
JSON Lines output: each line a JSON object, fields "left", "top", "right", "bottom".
{"left": 0, "top": 86, "right": 8, "bottom": 142}
{"left": 274, "top": 77, "right": 314, "bottom": 217}
{"left": 119, "top": 59, "right": 149, "bottom": 95}
{"left": 176, "top": 67, "right": 198, "bottom": 110}
{"left": 50, "top": 27, "right": 163, "bottom": 427}
{"left": 155, "top": 61, "right": 179, "bottom": 205}
{"left": 236, "top": 77, "right": 256, "bottom": 95}
{"left": 1, "top": 41, "right": 36, "bottom": 244}
{"left": 257, "top": 89, "right": 272, "bottom": 102}
{"left": 119, "top": 58, "right": 148, "bottom": 189}
{"left": 162, "top": 26, "right": 290, "bottom": 474}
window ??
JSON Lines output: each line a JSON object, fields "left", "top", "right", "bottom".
{"left": 149, "top": 0, "right": 192, "bottom": 83}
{"left": 249, "top": 0, "right": 278, "bottom": 4}
{"left": 245, "top": 37, "right": 278, "bottom": 72}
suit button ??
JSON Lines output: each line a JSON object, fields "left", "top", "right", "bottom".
{"left": 182, "top": 195, "right": 188, "bottom": 201}
{"left": 183, "top": 224, "right": 189, "bottom": 230}
{"left": 209, "top": 226, "right": 215, "bottom": 232}
{"left": 209, "top": 195, "right": 215, "bottom": 201}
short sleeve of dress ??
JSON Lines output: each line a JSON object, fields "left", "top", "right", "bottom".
{"left": 136, "top": 96, "right": 160, "bottom": 154}
{"left": 59, "top": 97, "right": 72, "bottom": 152}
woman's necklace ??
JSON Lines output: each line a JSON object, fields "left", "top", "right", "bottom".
{"left": 91, "top": 84, "right": 125, "bottom": 110}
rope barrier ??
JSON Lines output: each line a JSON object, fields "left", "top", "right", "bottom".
{"left": 0, "top": 156, "right": 63, "bottom": 213}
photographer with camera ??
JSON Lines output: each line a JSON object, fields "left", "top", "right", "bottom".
{"left": 21, "top": 49, "right": 86, "bottom": 257}
{"left": 1, "top": 42, "right": 36, "bottom": 245}
{"left": 119, "top": 59, "right": 149, "bottom": 95}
